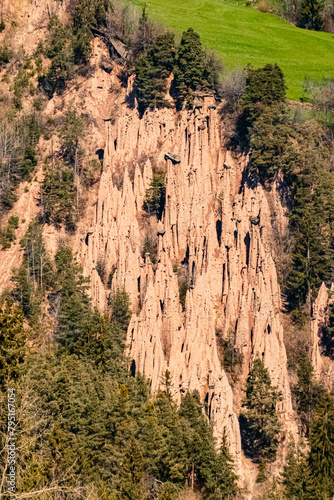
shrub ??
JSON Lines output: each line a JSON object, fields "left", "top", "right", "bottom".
{"left": 96, "top": 258, "right": 106, "bottom": 283}
{"left": 177, "top": 266, "right": 190, "bottom": 311}
{"left": 257, "top": 1, "right": 271, "bottom": 12}
{"left": 0, "top": 44, "right": 12, "bottom": 67}
{"left": 216, "top": 329, "right": 244, "bottom": 382}
{"left": 142, "top": 231, "right": 158, "bottom": 264}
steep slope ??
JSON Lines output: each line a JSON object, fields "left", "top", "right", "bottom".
{"left": 0, "top": 30, "right": 298, "bottom": 491}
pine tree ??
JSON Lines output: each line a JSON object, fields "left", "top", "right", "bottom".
{"left": 143, "top": 172, "right": 166, "bottom": 219}
{"left": 248, "top": 103, "right": 292, "bottom": 180}
{"left": 321, "top": 302, "right": 334, "bottom": 359}
{"left": 135, "top": 32, "right": 175, "bottom": 114}
{"left": 309, "top": 393, "right": 334, "bottom": 498}
{"left": 210, "top": 429, "right": 239, "bottom": 499}
{"left": 241, "top": 64, "right": 286, "bottom": 124}
{"left": 241, "top": 358, "right": 282, "bottom": 462}
{"left": 0, "top": 301, "right": 26, "bottom": 389}
{"left": 72, "top": 0, "right": 111, "bottom": 63}
{"left": 19, "top": 220, "right": 53, "bottom": 289}
{"left": 119, "top": 437, "right": 145, "bottom": 500}
{"left": 41, "top": 163, "right": 77, "bottom": 231}
{"left": 293, "top": 352, "right": 324, "bottom": 435}
{"left": 154, "top": 389, "right": 188, "bottom": 483}
{"left": 238, "top": 64, "right": 292, "bottom": 181}
{"left": 286, "top": 169, "right": 334, "bottom": 310}
{"left": 298, "top": 0, "right": 324, "bottom": 31}
{"left": 282, "top": 444, "right": 316, "bottom": 499}
{"left": 52, "top": 245, "right": 92, "bottom": 354}
{"left": 59, "top": 104, "right": 87, "bottom": 172}
{"left": 43, "top": 15, "right": 74, "bottom": 95}
{"left": 174, "top": 28, "right": 215, "bottom": 108}
{"left": 131, "top": 7, "right": 157, "bottom": 60}
{"left": 109, "top": 287, "right": 131, "bottom": 333}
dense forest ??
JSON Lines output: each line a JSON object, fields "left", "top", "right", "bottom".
{"left": 0, "top": 0, "right": 334, "bottom": 498}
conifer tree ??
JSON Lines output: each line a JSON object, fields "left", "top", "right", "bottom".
{"left": 72, "top": 0, "right": 111, "bottom": 63}
{"left": 154, "top": 389, "right": 188, "bottom": 483}
{"left": 238, "top": 64, "right": 292, "bottom": 180}
{"left": 41, "top": 163, "right": 77, "bottom": 230}
{"left": 179, "top": 391, "right": 238, "bottom": 497}
{"left": 211, "top": 429, "right": 239, "bottom": 499}
{"left": 59, "top": 105, "right": 87, "bottom": 174}
{"left": 0, "top": 301, "right": 25, "bottom": 389}
{"left": 309, "top": 393, "right": 334, "bottom": 498}
{"left": 143, "top": 172, "right": 166, "bottom": 219}
{"left": 19, "top": 220, "right": 53, "bottom": 289}
{"left": 119, "top": 437, "right": 145, "bottom": 500}
{"left": 293, "top": 352, "right": 324, "bottom": 435}
{"left": 43, "top": 15, "right": 74, "bottom": 95}
{"left": 174, "top": 28, "right": 215, "bottom": 108}
{"left": 52, "top": 245, "right": 92, "bottom": 354}
{"left": 241, "top": 64, "right": 286, "bottom": 124}
{"left": 282, "top": 444, "right": 316, "bottom": 499}
{"left": 241, "top": 358, "right": 282, "bottom": 462}
{"left": 298, "top": 0, "right": 324, "bottom": 31}
{"left": 135, "top": 32, "right": 175, "bottom": 114}
{"left": 131, "top": 7, "right": 157, "bottom": 60}
{"left": 321, "top": 302, "right": 334, "bottom": 359}
{"left": 109, "top": 287, "right": 131, "bottom": 332}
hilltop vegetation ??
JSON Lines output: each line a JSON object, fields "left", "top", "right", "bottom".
{"left": 126, "top": 0, "right": 334, "bottom": 100}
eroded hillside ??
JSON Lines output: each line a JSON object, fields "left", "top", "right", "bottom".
{"left": 0, "top": 1, "right": 334, "bottom": 499}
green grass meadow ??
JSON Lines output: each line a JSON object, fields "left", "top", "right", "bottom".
{"left": 126, "top": 0, "right": 334, "bottom": 100}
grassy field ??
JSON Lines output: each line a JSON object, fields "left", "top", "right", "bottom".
{"left": 126, "top": 0, "right": 334, "bottom": 101}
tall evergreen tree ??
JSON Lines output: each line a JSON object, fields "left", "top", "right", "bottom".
{"left": 241, "top": 358, "right": 282, "bottom": 462}
{"left": 309, "top": 393, "right": 334, "bottom": 498}
{"left": 174, "top": 28, "right": 215, "bottom": 108}
{"left": 41, "top": 163, "right": 77, "bottom": 231}
{"left": 292, "top": 352, "right": 324, "bottom": 435}
{"left": 52, "top": 245, "right": 92, "bottom": 354}
{"left": 135, "top": 32, "right": 175, "bottom": 114}
{"left": 241, "top": 64, "right": 286, "bottom": 124}
{"left": 282, "top": 444, "right": 316, "bottom": 499}
{"left": 0, "top": 301, "right": 25, "bottom": 389}
{"left": 119, "top": 437, "right": 145, "bottom": 500}
{"left": 43, "top": 15, "right": 74, "bottom": 95}
{"left": 143, "top": 172, "right": 166, "bottom": 219}
{"left": 72, "top": 0, "right": 111, "bottom": 63}
{"left": 238, "top": 64, "right": 292, "bottom": 180}
{"left": 321, "top": 302, "right": 334, "bottom": 359}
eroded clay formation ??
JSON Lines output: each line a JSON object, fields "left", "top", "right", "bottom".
{"left": 77, "top": 93, "right": 297, "bottom": 467}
